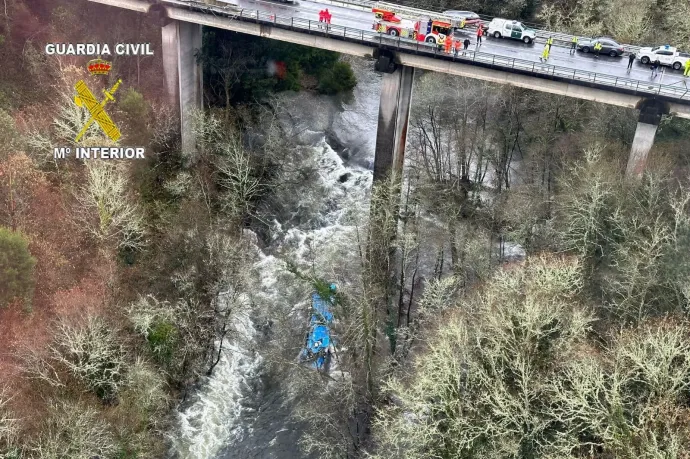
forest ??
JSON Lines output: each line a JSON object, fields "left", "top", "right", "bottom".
{"left": 0, "top": 0, "right": 690, "bottom": 458}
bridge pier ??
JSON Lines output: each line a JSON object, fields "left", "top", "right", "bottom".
{"left": 369, "top": 52, "right": 415, "bottom": 353}
{"left": 161, "top": 20, "right": 203, "bottom": 153}
{"left": 373, "top": 51, "right": 415, "bottom": 181}
{"left": 626, "top": 100, "right": 668, "bottom": 178}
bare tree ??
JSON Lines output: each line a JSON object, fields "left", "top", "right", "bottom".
{"left": 0, "top": 387, "right": 19, "bottom": 459}
{"left": 370, "top": 256, "right": 591, "bottom": 459}
{"left": 50, "top": 314, "right": 127, "bottom": 403}
{"left": 72, "top": 160, "right": 147, "bottom": 251}
{"left": 215, "top": 137, "right": 263, "bottom": 221}
{"left": 30, "top": 400, "right": 118, "bottom": 459}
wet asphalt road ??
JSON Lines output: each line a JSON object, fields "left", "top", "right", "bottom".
{"left": 218, "top": 0, "right": 690, "bottom": 90}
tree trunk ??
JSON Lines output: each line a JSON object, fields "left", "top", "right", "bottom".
{"left": 206, "top": 321, "right": 228, "bottom": 376}
{"left": 225, "top": 81, "right": 231, "bottom": 122}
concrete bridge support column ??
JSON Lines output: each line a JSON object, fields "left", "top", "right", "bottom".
{"left": 161, "top": 20, "right": 203, "bottom": 153}
{"left": 369, "top": 52, "right": 415, "bottom": 354}
{"left": 373, "top": 54, "right": 415, "bottom": 181}
{"left": 626, "top": 100, "right": 668, "bottom": 178}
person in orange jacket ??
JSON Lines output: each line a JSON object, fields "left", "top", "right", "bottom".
{"left": 454, "top": 38, "right": 461, "bottom": 56}
{"left": 445, "top": 35, "right": 453, "bottom": 53}
{"left": 476, "top": 26, "right": 483, "bottom": 45}
{"left": 325, "top": 9, "right": 331, "bottom": 24}
{"left": 318, "top": 10, "right": 324, "bottom": 22}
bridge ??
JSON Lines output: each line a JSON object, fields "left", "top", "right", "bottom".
{"left": 88, "top": 0, "right": 690, "bottom": 178}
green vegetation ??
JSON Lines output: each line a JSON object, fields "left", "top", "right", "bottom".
{"left": 147, "top": 320, "right": 177, "bottom": 365}
{"left": 119, "top": 88, "right": 151, "bottom": 144}
{"left": 199, "top": 30, "right": 357, "bottom": 108}
{"left": 0, "top": 227, "right": 35, "bottom": 309}
{"left": 318, "top": 61, "right": 357, "bottom": 95}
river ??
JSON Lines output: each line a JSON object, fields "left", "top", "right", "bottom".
{"left": 168, "top": 56, "right": 381, "bottom": 459}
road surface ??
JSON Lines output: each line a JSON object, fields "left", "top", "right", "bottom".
{"left": 218, "top": 0, "right": 690, "bottom": 90}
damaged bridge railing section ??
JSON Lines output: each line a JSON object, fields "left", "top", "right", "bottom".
{"left": 175, "top": 0, "right": 690, "bottom": 102}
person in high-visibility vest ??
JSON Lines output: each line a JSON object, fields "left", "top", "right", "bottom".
{"left": 547, "top": 36, "right": 554, "bottom": 46}
{"left": 570, "top": 36, "right": 578, "bottom": 55}
{"left": 594, "top": 42, "right": 602, "bottom": 58}
{"left": 460, "top": 18, "right": 466, "bottom": 29}
{"left": 540, "top": 43, "right": 550, "bottom": 62}
{"left": 684, "top": 59, "right": 690, "bottom": 77}
{"left": 454, "top": 38, "right": 461, "bottom": 56}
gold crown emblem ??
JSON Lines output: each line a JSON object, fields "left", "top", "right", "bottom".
{"left": 87, "top": 58, "right": 112, "bottom": 75}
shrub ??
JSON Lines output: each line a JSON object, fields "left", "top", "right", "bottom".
{"left": 147, "top": 320, "right": 177, "bottom": 364}
{"left": 119, "top": 88, "right": 150, "bottom": 125}
{"left": 318, "top": 61, "right": 357, "bottom": 95}
{"left": 0, "top": 227, "right": 36, "bottom": 308}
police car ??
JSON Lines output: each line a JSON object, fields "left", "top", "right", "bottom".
{"left": 637, "top": 45, "right": 690, "bottom": 70}
{"left": 487, "top": 18, "right": 536, "bottom": 44}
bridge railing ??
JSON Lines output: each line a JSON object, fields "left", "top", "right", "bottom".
{"left": 292, "top": 0, "right": 642, "bottom": 52}
{"left": 182, "top": 2, "right": 688, "bottom": 101}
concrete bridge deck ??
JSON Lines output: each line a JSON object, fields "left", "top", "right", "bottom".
{"left": 87, "top": 0, "right": 686, "bottom": 177}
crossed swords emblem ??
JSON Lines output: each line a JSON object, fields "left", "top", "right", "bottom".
{"left": 74, "top": 79, "right": 123, "bottom": 142}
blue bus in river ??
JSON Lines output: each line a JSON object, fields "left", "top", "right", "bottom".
{"left": 300, "top": 284, "right": 337, "bottom": 371}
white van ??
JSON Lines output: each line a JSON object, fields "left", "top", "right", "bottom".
{"left": 487, "top": 18, "right": 535, "bottom": 44}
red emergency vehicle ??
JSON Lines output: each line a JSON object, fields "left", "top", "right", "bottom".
{"left": 373, "top": 15, "right": 454, "bottom": 45}
{"left": 372, "top": 8, "right": 401, "bottom": 23}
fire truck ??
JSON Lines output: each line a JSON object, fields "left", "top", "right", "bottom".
{"left": 372, "top": 8, "right": 455, "bottom": 45}
{"left": 372, "top": 7, "right": 401, "bottom": 23}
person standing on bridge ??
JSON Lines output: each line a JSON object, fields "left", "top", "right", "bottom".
{"left": 463, "top": 38, "right": 470, "bottom": 55}
{"left": 540, "top": 42, "right": 550, "bottom": 62}
{"left": 476, "top": 26, "right": 483, "bottom": 46}
{"left": 547, "top": 36, "right": 554, "bottom": 47}
{"left": 570, "top": 36, "right": 578, "bottom": 55}
{"left": 627, "top": 52, "right": 636, "bottom": 71}
{"left": 651, "top": 59, "right": 660, "bottom": 78}
{"left": 593, "top": 42, "right": 602, "bottom": 58}
{"left": 445, "top": 35, "right": 453, "bottom": 53}
{"left": 454, "top": 38, "right": 461, "bottom": 56}
{"left": 325, "top": 9, "right": 331, "bottom": 25}
{"left": 684, "top": 58, "right": 690, "bottom": 77}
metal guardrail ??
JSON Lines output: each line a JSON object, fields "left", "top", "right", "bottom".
{"left": 173, "top": 1, "right": 688, "bottom": 101}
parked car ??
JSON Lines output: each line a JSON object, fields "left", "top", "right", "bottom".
{"left": 487, "top": 18, "right": 536, "bottom": 44}
{"left": 638, "top": 45, "right": 690, "bottom": 70}
{"left": 443, "top": 10, "right": 480, "bottom": 23}
{"left": 577, "top": 37, "right": 624, "bottom": 56}
{"left": 444, "top": 10, "right": 486, "bottom": 33}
